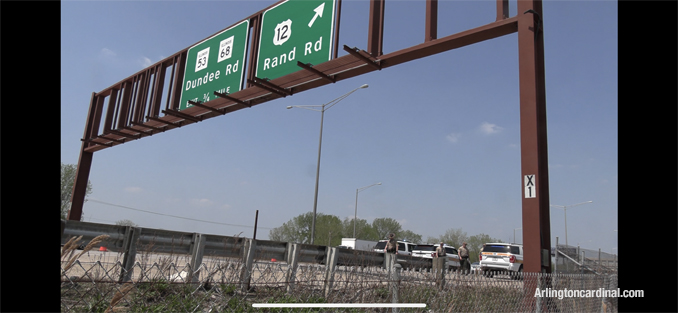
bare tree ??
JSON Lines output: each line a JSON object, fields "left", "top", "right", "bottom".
{"left": 436, "top": 228, "right": 469, "bottom": 248}
{"left": 115, "top": 219, "right": 138, "bottom": 227}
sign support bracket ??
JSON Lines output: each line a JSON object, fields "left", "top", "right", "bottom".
{"left": 296, "top": 62, "right": 336, "bottom": 83}
{"left": 146, "top": 115, "right": 183, "bottom": 128}
{"left": 122, "top": 126, "right": 156, "bottom": 138}
{"left": 107, "top": 129, "right": 142, "bottom": 140}
{"left": 131, "top": 122, "right": 167, "bottom": 133}
{"left": 95, "top": 135, "right": 125, "bottom": 145}
{"left": 343, "top": 45, "right": 381, "bottom": 70}
{"left": 162, "top": 110, "right": 203, "bottom": 123}
{"left": 81, "top": 137, "right": 114, "bottom": 147}
{"left": 214, "top": 92, "right": 252, "bottom": 108}
{"left": 248, "top": 78, "right": 291, "bottom": 97}
{"left": 188, "top": 100, "right": 227, "bottom": 115}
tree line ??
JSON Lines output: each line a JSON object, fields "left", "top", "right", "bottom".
{"left": 269, "top": 212, "right": 502, "bottom": 263}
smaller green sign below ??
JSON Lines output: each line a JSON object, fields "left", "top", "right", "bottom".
{"left": 179, "top": 20, "right": 249, "bottom": 111}
{"left": 256, "top": 0, "right": 336, "bottom": 81}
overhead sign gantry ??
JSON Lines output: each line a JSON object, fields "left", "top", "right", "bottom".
{"left": 69, "top": 2, "right": 552, "bottom": 307}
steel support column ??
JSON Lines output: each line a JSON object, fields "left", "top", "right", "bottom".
{"left": 425, "top": 0, "right": 438, "bottom": 42}
{"left": 496, "top": 0, "right": 509, "bottom": 21}
{"left": 247, "top": 15, "right": 261, "bottom": 88}
{"left": 518, "top": 0, "right": 549, "bottom": 274}
{"left": 518, "top": 0, "right": 550, "bottom": 310}
{"left": 367, "top": 0, "right": 385, "bottom": 57}
{"left": 68, "top": 92, "right": 103, "bottom": 221}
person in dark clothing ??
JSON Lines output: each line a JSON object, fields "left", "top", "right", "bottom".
{"left": 384, "top": 233, "right": 398, "bottom": 254}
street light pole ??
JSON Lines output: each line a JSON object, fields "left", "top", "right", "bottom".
{"left": 613, "top": 229, "right": 617, "bottom": 255}
{"left": 287, "top": 84, "right": 369, "bottom": 245}
{"left": 514, "top": 227, "right": 522, "bottom": 244}
{"left": 354, "top": 182, "right": 381, "bottom": 238}
{"left": 550, "top": 201, "right": 593, "bottom": 247}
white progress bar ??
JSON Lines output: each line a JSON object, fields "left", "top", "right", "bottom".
{"left": 252, "top": 304, "right": 426, "bottom": 308}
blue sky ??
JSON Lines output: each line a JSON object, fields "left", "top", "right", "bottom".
{"left": 61, "top": 0, "right": 617, "bottom": 253}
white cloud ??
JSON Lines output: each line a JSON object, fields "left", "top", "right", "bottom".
{"left": 446, "top": 133, "right": 461, "bottom": 143}
{"left": 99, "top": 48, "right": 116, "bottom": 58}
{"left": 164, "top": 197, "right": 182, "bottom": 204}
{"left": 140, "top": 56, "right": 152, "bottom": 68}
{"left": 124, "top": 187, "right": 143, "bottom": 193}
{"left": 479, "top": 122, "right": 503, "bottom": 135}
{"left": 192, "top": 198, "right": 214, "bottom": 206}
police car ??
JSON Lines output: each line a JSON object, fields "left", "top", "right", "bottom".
{"left": 411, "top": 244, "right": 460, "bottom": 270}
{"left": 479, "top": 243, "right": 523, "bottom": 279}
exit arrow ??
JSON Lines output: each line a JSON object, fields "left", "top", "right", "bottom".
{"left": 308, "top": 2, "right": 325, "bottom": 28}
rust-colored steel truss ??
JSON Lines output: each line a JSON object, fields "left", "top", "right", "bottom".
{"left": 69, "top": 1, "right": 551, "bottom": 305}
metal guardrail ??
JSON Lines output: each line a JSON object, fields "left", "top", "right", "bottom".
{"left": 61, "top": 220, "right": 434, "bottom": 285}
{"left": 61, "top": 221, "right": 619, "bottom": 313}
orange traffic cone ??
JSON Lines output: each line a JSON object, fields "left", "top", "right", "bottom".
{"left": 99, "top": 246, "right": 108, "bottom": 252}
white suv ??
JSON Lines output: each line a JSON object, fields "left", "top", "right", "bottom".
{"left": 479, "top": 243, "right": 523, "bottom": 278}
{"left": 411, "top": 244, "right": 460, "bottom": 270}
{"left": 373, "top": 239, "right": 416, "bottom": 256}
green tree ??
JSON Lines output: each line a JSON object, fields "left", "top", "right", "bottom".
{"left": 269, "top": 212, "right": 344, "bottom": 245}
{"left": 342, "top": 217, "right": 379, "bottom": 240}
{"left": 398, "top": 230, "right": 422, "bottom": 244}
{"left": 467, "top": 233, "right": 503, "bottom": 263}
{"left": 371, "top": 217, "right": 402, "bottom": 240}
{"left": 269, "top": 212, "right": 313, "bottom": 243}
{"left": 432, "top": 228, "right": 469, "bottom": 248}
{"left": 314, "top": 214, "right": 344, "bottom": 247}
{"left": 61, "top": 162, "right": 92, "bottom": 220}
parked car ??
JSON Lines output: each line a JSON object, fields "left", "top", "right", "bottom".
{"left": 470, "top": 262, "right": 480, "bottom": 273}
{"left": 411, "top": 244, "right": 460, "bottom": 270}
{"left": 373, "top": 239, "right": 416, "bottom": 256}
{"left": 479, "top": 243, "right": 523, "bottom": 279}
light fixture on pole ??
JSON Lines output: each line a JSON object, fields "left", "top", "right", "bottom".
{"left": 354, "top": 182, "right": 381, "bottom": 238}
{"left": 550, "top": 201, "right": 593, "bottom": 247}
{"left": 287, "top": 84, "right": 369, "bottom": 245}
{"left": 514, "top": 227, "right": 522, "bottom": 244}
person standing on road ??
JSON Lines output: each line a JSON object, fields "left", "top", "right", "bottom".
{"left": 435, "top": 242, "right": 446, "bottom": 257}
{"left": 434, "top": 241, "right": 447, "bottom": 273}
{"left": 384, "top": 233, "right": 398, "bottom": 254}
{"left": 459, "top": 242, "right": 470, "bottom": 274}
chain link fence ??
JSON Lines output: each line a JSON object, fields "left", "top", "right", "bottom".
{"left": 61, "top": 247, "right": 618, "bottom": 312}
{"left": 554, "top": 244, "right": 618, "bottom": 275}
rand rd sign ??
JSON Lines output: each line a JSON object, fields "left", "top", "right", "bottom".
{"left": 179, "top": 20, "right": 250, "bottom": 111}
{"left": 256, "top": 0, "right": 336, "bottom": 81}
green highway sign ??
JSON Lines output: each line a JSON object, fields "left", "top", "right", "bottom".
{"left": 179, "top": 20, "right": 249, "bottom": 111}
{"left": 256, "top": 0, "right": 335, "bottom": 81}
